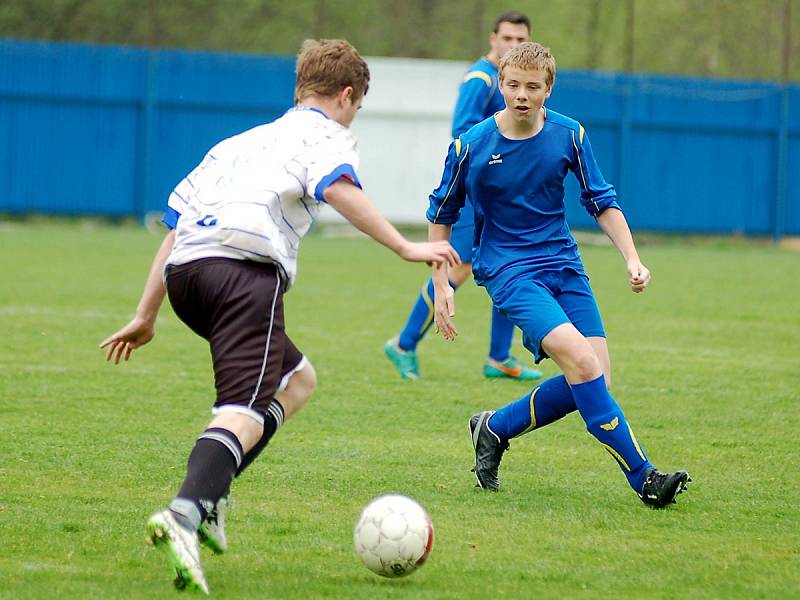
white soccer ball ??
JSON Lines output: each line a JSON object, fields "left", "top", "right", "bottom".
{"left": 353, "top": 494, "right": 434, "bottom": 578}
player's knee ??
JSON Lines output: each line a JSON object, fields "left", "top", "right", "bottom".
{"left": 297, "top": 360, "right": 317, "bottom": 399}
{"left": 571, "top": 349, "right": 603, "bottom": 382}
{"left": 449, "top": 262, "right": 473, "bottom": 286}
{"left": 276, "top": 361, "right": 316, "bottom": 421}
{"left": 208, "top": 411, "right": 264, "bottom": 451}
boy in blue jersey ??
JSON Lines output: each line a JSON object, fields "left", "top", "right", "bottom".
{"left": 384, "top": 11, "right": 542, "bottom": 381}
{"left": 428, "top": 42, "right": 691, "bottom": 508}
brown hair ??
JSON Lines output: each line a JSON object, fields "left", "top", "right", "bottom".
{"left": 498, "top": 42, "right": 556, "bottom": 87}
{"left": 493, "top": 10, "right": 530, "bottom": 33}
{"left": 294, "top": 39, "right": 370, "bottom": 103}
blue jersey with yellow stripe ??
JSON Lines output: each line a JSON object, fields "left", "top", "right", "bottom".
{"left": 451, "top": 57, "right": 505, "bottom": 138}
{"left": 427, "top": 108, "right": 620, "bottom": 286}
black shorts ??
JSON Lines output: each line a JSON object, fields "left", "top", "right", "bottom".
{"left": 165, "top": 258, "right": 304, "bottom": 421}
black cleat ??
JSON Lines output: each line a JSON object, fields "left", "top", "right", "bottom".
{"left": 638, "top": 469, "right": 691, "bottom": 508}
{"left": 469, "top": 411, "right": 509, "bottom": 491}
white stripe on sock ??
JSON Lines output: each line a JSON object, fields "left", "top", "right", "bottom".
{"left": 199, "top": 431, "right": 243, "bottom": 468}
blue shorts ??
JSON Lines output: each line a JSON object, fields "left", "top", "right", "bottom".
{"left": 486, "top": 269, "right": 605, "bottom": 363}
{"left": 449, "top": 202, "right": 475, "bottom": 262}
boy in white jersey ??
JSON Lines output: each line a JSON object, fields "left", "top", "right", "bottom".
{"left": 100, "top": 39, "right": 459, "bottom": 594}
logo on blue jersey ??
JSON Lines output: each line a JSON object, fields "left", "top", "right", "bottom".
{"left": 489, "top": 153, "right": 503, "bottom": 165}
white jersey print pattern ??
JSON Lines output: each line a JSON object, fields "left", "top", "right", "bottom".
{"left": 165, "top": 107, "right": 360, "bottom": 286}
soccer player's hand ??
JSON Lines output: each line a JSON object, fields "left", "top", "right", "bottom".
{"left": 433, "top": 283, "right": 458, "bottom": 340}
{"left": 627, "top": 260, "right": 651, "bottom": 293}
{"left": 399, "top": 241, "right": 460, "bottom": 268}
{"left": 99, "top": 317, "right": 155, "bottom": 364}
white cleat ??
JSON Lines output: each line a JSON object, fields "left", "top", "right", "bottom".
{"left": 146, "top": 509, "right": 210, "bottom": 594}
{"left": 198, "top": 496, "right": 228, "bottom": 555}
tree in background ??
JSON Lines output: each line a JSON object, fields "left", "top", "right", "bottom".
{"left": 0, "top": 0, "right": 796, "bottom": 81}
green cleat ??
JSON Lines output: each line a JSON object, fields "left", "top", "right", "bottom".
{"left": 384, "top": 337, "right": 420, "bottom": 380}
{"left": 483, "top": 356, "right": 543, "bottom": 380}
{"left": 146, "top": 509, "right": 210, "bottom": 594}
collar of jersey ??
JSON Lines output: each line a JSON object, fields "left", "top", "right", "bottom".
{"left": 287, "top": 106, "right": 331, "bottom": 120}
{"left": 479, "top": 56, "right": 498, "bottom": 74}
{"left": 492, "top": 106, "right": 549, "bottom": 142}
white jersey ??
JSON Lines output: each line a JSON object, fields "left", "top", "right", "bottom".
{"left": 164, "top": 107, "right": 360, "bottom": 286}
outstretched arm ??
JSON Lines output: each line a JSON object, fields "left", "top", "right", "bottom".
{"left": 99, "top": 229, "right": 176, "bottom": 363}
{"left": 429, "top": 222, "right": 458, "bottom": 340}
{"left": 324, "top": 180, "right": 460, "bottom": 267}
{"left": 596, "top": 208, "right": 650, "bottom": 293}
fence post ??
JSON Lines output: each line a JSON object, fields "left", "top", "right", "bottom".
{"left": 618, "top": 75, "right": 634, "bottom": 207}
{"left": 774, "top": 0, "right": 792, "bottom": 242}
{"left": 138, "top": 49, "right": 158, "bottom": 221}
{"left": 774, "top": 85, "right": 789, "bottom": 242}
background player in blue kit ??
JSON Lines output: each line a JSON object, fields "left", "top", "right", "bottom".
{"left": 384, "top": 11, "right": 542, "bottom": 382}
{"left": 428, "top": 42, "right": 690, "bottom": 508}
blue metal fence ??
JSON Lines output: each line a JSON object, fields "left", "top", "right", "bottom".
{"left": 0, "top": 40, "right": 295, "bottom": 218}
{"left": 1, "top": 39, "right": 798, "bottom": 236}
{"left": 552, "top": 72, "right": 800, "bottom": 237}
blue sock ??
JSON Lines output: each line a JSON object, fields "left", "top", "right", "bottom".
{"left": 569, "top": 375, "right": 653, "bottom": 492}
{"left": 398, "top": 277, "right": 457, "bottom": 351}
{"left": 488, "top": 305, "right": 515, "bottom": 361}
{"left": 488, "top": 375, "right": 576, "bottom": 439}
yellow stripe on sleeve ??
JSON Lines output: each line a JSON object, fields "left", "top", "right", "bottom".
{"left": 463, "top": 71, "right": 493, "bottom": 87}
{"left": 432, "top": 144, "right": 469, "bottom": 224}
{"left": 455, "top": 137, "right": 462, "bottom": 157}
{"left": 572, "top": 129, "right": 600, "bottom": 215}
{"left": 579, "top": 124, "right": 585, "bottom": 144}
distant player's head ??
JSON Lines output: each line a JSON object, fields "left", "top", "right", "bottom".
{"left": 489, "top": 11, "right": 531, "bottom": 64}
{"left": 294, "top": 39, "right": 370, "bottom": 127}
{"left": 498, "top": 42, "right": 555, "bottom": 119}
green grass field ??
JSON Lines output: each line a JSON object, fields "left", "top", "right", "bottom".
{"left": 1, "top": 221, "right": 799, "bottom": 599}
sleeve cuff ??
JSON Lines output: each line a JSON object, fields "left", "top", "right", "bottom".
{"left": 425, "top": 210, "right": 458, "bottom": 225}
{"left": 314, "top": 163, "right": 361, "bottom": 202}
{"left": 162, "top": 206, "right": 181, "bottom": 229}
{"left": 592, "top": 199, "right": 621, "bottom": 217}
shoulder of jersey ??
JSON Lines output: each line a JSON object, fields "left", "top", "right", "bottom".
{"left": 462, "top": 58, "right": 495, "bottom": 88}
{"left": 293, "top": 110, "right": 354, "bottom": 144}
{"left": 454, "top": 116, "right": 497, "bottom": 156}
{"left": 545, "top": 108, "right": 585, "bottom": 142}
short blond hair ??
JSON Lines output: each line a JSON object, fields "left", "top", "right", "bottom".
{"left": 498, "top": 42, "right": 556, "bottom": 87}
{"left": 294, "top": 39, "right": 370, "bottom": 103}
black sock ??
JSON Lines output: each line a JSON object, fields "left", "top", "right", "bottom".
{"left": 236, "top": 400, "right": 284, "bottom": 477}
{"left": 169, "top": 427, "right": 243, "bottom": 530}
